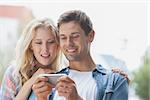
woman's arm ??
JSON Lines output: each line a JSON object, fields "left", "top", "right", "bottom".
{"left": 14, "top": 77, "right": 36, "bottom": 100}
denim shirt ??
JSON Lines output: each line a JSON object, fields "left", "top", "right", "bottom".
{"left": 29, "top": 64, "right": 128, "bottom": 100}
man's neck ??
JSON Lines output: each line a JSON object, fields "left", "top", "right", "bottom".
{"left": 69, "top": 57, "right": 96, "bottom": 72}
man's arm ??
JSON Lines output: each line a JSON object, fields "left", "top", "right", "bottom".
{"left": 111, "top": 73, "right": 129, "bottom": 100}
{"left": 103, "top": 72, "right": 129, "bottom": 100}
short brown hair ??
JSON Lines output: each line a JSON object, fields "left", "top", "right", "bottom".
{"left": 57, "top": 10, "right": 93, "bottom": 36}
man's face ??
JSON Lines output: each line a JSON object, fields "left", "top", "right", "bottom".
{"left": 59, "top": 21, "right": 94, "bottom": 61}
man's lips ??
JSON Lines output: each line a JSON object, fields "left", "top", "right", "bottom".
{"left": 66, "top": 48, "right": 77, "bottom": 53}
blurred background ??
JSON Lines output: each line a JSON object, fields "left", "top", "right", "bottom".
{"left": 0, "top": 0, "right": 149, "bottom": 100}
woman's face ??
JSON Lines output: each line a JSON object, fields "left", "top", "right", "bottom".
{"left": 31, "top": 27, "right": 59, "bottom": 67}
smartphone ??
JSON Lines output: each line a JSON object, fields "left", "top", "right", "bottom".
{"left": 38, "top": 74, "right": 66, "bottom": 85}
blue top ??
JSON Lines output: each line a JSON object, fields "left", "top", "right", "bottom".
{"left": 29, "top": 64, "right": 128, "bottom": 100}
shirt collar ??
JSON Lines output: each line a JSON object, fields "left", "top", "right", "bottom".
{"left": 94, "top": 64, "right": 107, "bottom": 75}
{"left": 57, "top": 64, "right": 107, "bottom": 75}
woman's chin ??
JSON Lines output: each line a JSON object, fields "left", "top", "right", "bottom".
{"left": 39, "top": 64, "right": 51, "bottom": 69}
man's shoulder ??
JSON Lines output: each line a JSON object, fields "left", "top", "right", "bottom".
{"left": 102, "top": 71, "right": 129, "bottom": 99}
{"left": 95, "top": 65, "right": 128, "bottom": 87}
{"left": 56, "top": 67, "right": 69, "bottom": 74}
{"left": 103, "top": 70, "right": 128, "bottom": 93}
{"left": 107, "top": 71, "right": 127, "bottom": 84}
{"left": 96, "top": 64, "right": 127, "bottom": 81}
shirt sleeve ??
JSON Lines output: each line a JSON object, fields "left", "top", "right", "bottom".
{"left": 103, "top": 72, "right": 129, "bottom": 100}
{"left": 112, "top": 75, "right": 129, "bottom": 100}
{"left": 111, "top": 73, "right": 129, "bottom": 100}
{"left": 0, "top": 66, "right": 20, "bottom": 100}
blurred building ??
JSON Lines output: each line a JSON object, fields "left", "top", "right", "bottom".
{"left": 0, "top": 5, "right": 34, "bottom": 84}
{"left": 0, "top": 5, "right": 33, "bottom": 50}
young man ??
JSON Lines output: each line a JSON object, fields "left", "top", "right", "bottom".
{"left": 53, "top": 10, "right": 128, "bottom": 100}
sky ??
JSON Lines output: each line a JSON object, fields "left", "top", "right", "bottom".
{"left": 0, "top": 0, "right": 149, "bottom": 72}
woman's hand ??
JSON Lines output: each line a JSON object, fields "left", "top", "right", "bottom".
{"left": 32, "top": 77, "right": 54, "bottom": 100}
{"left": 32, "top": 68, "right": 55, "bottom": 78}
{"left": 29, "top": 68, "right": 55, "bottom": 85}
{"left": 112, "top": 68, "right": 130, "bottom": 84}
{"left": 14, "top": 68, "right": 53, "bottom": 100}
{"left": 31, "top": 68, "right": 55, "bottom": 100}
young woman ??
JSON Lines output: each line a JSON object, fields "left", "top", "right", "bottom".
{"left": 0, "top": 18, "right": 60, "bottom": 100}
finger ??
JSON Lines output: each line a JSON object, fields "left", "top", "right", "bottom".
{"left": 123, "top": 74, "right": 131, "bottom": 84}
{"left": 33, "top": 81, "right": 47, "bottom": 90}
{"left": 57, "top": 86, "right": 67, "bottom": 93}
{"left": 112, "top": 68, "right": 121, "bottom": 73}
{"left": 112, "top": 68, "right": 126, "bottom": 77}
{"left": 58, "top": 91, "right": 68, "bottom": 97}
{"left": 115, "top": 70, "right": 131, "bottom": 84}
{"left": 56, "top": 83, "right": 70, "bottom": 90}
{"left": 112, "top": 68, "right": 131, "bottom": 84}
{"left": 34, "top": 77, "right": 48, "bottom": 83}
{"left": 56, "top": 80, "right": 76, "bottom": 97}
{"left": 35, "top": 90, "right": 50, "bottom": 98}
{"left": 57, "top": 86, "right": 70, "bottom": 98}
{"left": 57, "top": 76, "right": 75, "bottom": 84}
{"left": 34, "top": 85, "right": 51, "bottom": 93}
{"left": 119, "top": 71, "right": 126, "bottom": 76}
{"left": 56, "top": 81, "right": 66, "bottom": 90}
{"left": 56, "top": 79, "right": 73, "bottom": 90}
{"left": 33, "top": 82, "right": 53, "bottom": 93}
{"left": 35, "top": 77, "right": 55, "bottom": 88}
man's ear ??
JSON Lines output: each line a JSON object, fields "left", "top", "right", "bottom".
{"left": 88, "top": 30, "right": 95, "bottom": 42}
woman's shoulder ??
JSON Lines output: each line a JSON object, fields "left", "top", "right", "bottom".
{"left": 4, "top": 64, "right": 16, "bottom": 75}
{"left": 0, "top": 64, "right": 22, "bottom": 99}
{"left": 3, "top": 64, "right": 21, "bottom": 82}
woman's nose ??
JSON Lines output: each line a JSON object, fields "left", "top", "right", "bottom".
{"left": 42, "top": 43, "right": 49, "bottom": 52}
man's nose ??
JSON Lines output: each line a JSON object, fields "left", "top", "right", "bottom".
{"left": 66, "top": 37, "right": 74, "bottom": 46}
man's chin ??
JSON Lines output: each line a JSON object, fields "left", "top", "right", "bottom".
{"left": 66, "top": 55, "right": 80, "bottom": 61}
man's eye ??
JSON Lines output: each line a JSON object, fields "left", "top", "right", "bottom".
{"left": 72, "top": 34, "right": 79, "bottom": 38}
{"left": 71, "top": 33, "right": 80, "bottom": 39}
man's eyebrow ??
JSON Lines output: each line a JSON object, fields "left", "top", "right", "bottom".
{"left": 59, "top": 32, "right": 80, "bottom": 36}
{"left": 71, "top": 32, "right": 80, "bottom": 35}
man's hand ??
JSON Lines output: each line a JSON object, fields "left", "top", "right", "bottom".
{"left": 56, "top": 76, "right": 83, "bottom": 100}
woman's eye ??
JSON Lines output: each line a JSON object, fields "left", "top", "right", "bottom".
{"left": 35, "top": 42, "right": 42, "bottom": 44}
{"left": 60, "top": 36, "right": 67, "bottom": 40}
{"left": 48, "top": 40, "right": 55, "bottom": 44}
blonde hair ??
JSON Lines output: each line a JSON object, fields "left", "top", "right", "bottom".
{"left": 14, "top": 18, "right": 60, "bottom": 85}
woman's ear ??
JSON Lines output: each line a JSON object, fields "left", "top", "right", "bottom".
{"left": 57, "top": 45, "right": 61, "bottom": 52}
{"left": 88, "top": 30, "right": 95, "bottom": 42}
{"left": 30, "top": 44, "right": 33, "bottom": 50}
